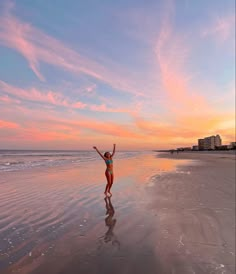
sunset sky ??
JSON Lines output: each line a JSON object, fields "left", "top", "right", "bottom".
{"left": 0, "top": 0, "right": 235, "bottom": 150}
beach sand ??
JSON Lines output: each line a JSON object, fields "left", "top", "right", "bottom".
{"left": 0, "top": 151, "right": 235, "bottom": 274}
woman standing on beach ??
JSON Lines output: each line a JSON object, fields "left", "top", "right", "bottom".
{"left": 93, "top": 144, "right": 116, "bottom": 197}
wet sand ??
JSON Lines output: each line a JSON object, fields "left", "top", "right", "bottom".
{"left": 149, "top": 151, "right": 235, "bottom": 273}
{"left": 0, "top": 152, "right": 235, "bottom": 274}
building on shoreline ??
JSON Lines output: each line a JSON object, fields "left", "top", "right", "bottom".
{"left": 216, "top": 145, "right": 230, "bottom": 150}
{"left": 170, "top": 135, "right": 235, "bottom": 152}
{"left": 229, "top": 142, "right": 236, "bottom": 149}
{"left": 198, "top": 135, "right": 222, "bottom": 150}
{"left": 198, "top": 139, "right": 204, "bottom": 150}
{"left": 192, "top": 145, "right": 199, "bottom": 151}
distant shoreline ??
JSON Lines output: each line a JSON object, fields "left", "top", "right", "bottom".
{"left": 154, "top": 150, "right": 236, "bottom": 155}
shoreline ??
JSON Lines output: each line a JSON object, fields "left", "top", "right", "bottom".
{"left": 155, "top": 150, "right": 236, "bottom": 155}
{"left": 157, "top": 150, "right": 236, "bottom": 160}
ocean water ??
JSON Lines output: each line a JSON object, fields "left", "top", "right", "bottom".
{"left": 0, "top": 150, "right": 146, "bottom": 172}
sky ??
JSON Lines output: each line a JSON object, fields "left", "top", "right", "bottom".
{"left": 0, "top": 0, "right": 235, "bottom": 150}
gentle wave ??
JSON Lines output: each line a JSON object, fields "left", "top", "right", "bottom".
{"left": 0, "top": 150, "right": 146, "bottom": 172}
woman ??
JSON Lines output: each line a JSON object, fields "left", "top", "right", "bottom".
{"left": 93, "top": 144, "right": 116, "bottom": 197}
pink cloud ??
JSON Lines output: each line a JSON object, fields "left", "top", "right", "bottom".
{"left": 202, "top": 15, "right": 235, "bottom": 43}
{"left": 154, "top": 29, "right": 235, "bottom": 143}
{"left": 154, "top": 1, "right": 235, "bottom": 119}
{"left": 0, "top": 80, "right": 133, "bottom": 113}
{"left": 0, "top": 8, "right": 45, "bottom": 81}
{"left": 85, "top": 84, "right": 97, "bottom": 93}
{"left": 0, "top": 6, "right": 147, "bottom": 97}
{"left": 0, "top": 100, "right": 234, "bottom": 149}
{"left": 0, "top": 80, "right": 87, "bottom": 109}
{"left": 1, "top": 119, "right": 144, "bottom": 147}
{"left": 46, "top": 118, "right": 143, "bottom": 140}
{"left": 0, "top": 94, "right": 20, "bottom": 104}
{"left": 155, "top": 8, "right": 209, "bottom": 114}
{"left": 154, "top": 16, "right": 234, "bottom": 146}
{"left": 89, "top": 104, "right": 130, "bottom": 113}
{"left": 133, "top": 112, "right": 235, "bottom": 147}
{"left": 1, "top": 98, "right": 143, "bottom": 140}
{"left": 16, "top": 128, "right": 76, "bottom": 142}
{"left": 0, "top": 119, "right": 19, "bottom": 129}
{"left": 150, "top": 3, "right": 235, "bottom": 145}
{"left": 0, "top": 92, "right": 145, "bottom": 143}
{"left": 0, "top": 124, "right": 80, "bottom": 144}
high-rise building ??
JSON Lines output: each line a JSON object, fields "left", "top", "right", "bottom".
{"left": 215, "top": 134, "right": 222, "bottom": 147}
{"left": 198, "top": 135, "right": 222, "bottom": 150}
{"left": 204, "top": 136, "right": 216, "bottom": 150}
{"left": 198, "top": 139, "right": 204, "bottom": 150}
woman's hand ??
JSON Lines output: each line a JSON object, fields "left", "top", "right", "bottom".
{"left": 111, "top": 144, "right": 116, "bottom": 157}
{"left": 93, "top": 147, "right": 105, "bottom": 159}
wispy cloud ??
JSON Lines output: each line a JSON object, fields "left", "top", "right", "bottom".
{"left": 0, "top": 3, "right": 45, "bottom": 81}
{"left": 152, "top": 2, "right": 235, "bottom": 145}
{"left": 0, "top": 94, "right": 20, "bottom": 104}
{"left": 0, "top": 4, "right": 147, "bottom": 97}
{"left": 134, "top": 111, "right": 235, "bottom": 146}
{"left": 0, "top": 80, "right": 132, "bottom": 113}
{"left": 202, "top": 14, "right": 235, "bottom": 43}
{"left": 0, "top": 106, "right": 145, "bottom": 147}
{"left": 155, "top": 13, "right": 207, "bottom": 113}
{"left": 0, "top": 119, "right": 19, "bottom": 129}
{"left": 88, "top": 104, "right": 129, "bottom": 113}
{"left": 1, "top": 98, "right": 234, "bottom": 149}
{"left": 85, "top": 84, "right": 97, "bottom": 94}
{"left": 24, "top": 113, "right": 144, "bottom": 140}
{"left": 0, "top": 80, "right": 87, "bottom": 109}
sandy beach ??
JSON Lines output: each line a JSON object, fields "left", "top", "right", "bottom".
{"left": 0, "top": 151, "right": 235, "bottom": 274}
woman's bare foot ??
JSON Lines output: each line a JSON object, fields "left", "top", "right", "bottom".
{"left": 108, "top": 192, "right": 112, "bottom": 197}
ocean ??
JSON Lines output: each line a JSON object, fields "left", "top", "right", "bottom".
{"left": 0, "top": 150, "right": 146, "bottom": 172}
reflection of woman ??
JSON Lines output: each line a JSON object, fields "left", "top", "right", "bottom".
{"left": 93, "top": 144, "right": 116, "bottom": 197}
{"left": 103, "top": 197, "right": 120, "bottom": 247}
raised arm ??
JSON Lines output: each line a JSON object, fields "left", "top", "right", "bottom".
{"left": 111, "top": 144, "right": 116, "bottom": 157}
{"left": 93, "top": 146, "right": 105, "bottom": 160}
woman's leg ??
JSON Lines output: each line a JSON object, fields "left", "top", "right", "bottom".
{"left": 105, "top": 171, "right": 111, "bottom": 195}
{"left": 108, "top": 173, "right": 114, "bottom": 194}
